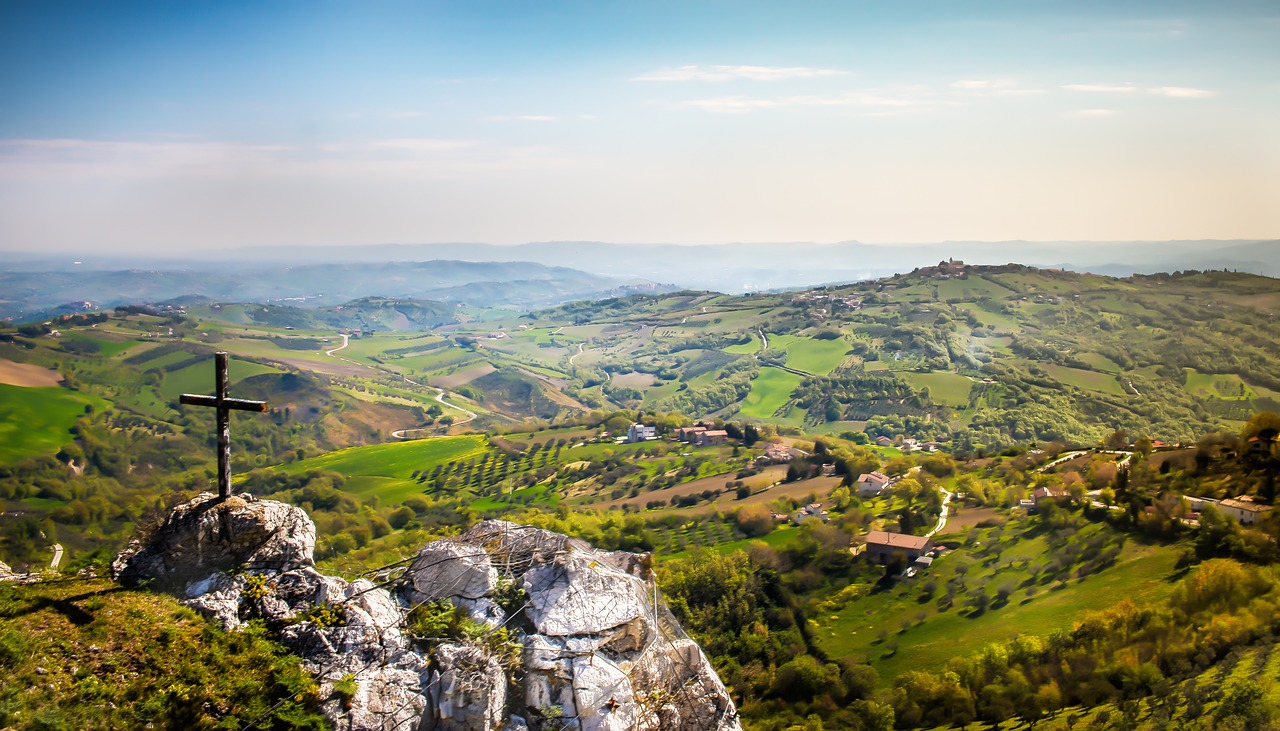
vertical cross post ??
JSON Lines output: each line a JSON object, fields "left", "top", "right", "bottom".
{"left": 180, "top": 352, "right": 268, "bottom": 501}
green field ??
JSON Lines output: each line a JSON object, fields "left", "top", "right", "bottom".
{"left": 739, "top": 367, "right": 803, "bottom": 420}
{"left": 0, "top": 384, "right": 106, "bottom": 462}
{"left": 64, "top": 331, "right": 141, "bottom": 357}
{"left": 817, "top": 519, "right": 1182, "bottom": 679}
{"left": 1184, "top": 368, "right": 1257, "bottom": 401}
{"left": 895, "top": 371, "right": 974, "bottom": 408}
{"left": 723, "top": 336, "right": 761, "bottom": 355}
{"left": 276, "top": 435, "right": 491, "bottom": 504}
{"left": 1042, "top": 363, "right": 1125, "bottom": 395}
{"left": 1077, "top": 352, "right": 1122, "bottom": 372}
{"left": 158, "top": 358, "right": 282, "bottom": 401}
{"left": 766, "top": 334, "right": 851, "bottom": 375}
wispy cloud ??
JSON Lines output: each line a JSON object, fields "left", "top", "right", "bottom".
{"left": 1062, "top": 83, "right": 1137, "bottom": 93}
{"left": 632, "top": 64, "right": 845, "bottom": 82}
{"left": 1066, "top": 109, "right": 1118, "bottom": 118}
{"left": 949, "top": 78, "right": 1043, "bottom": 96}
{"left": 680, "top": 91, "right": 940, "bottom": 114}
{"left": 1148, "top": 86, "right": 1214, "bottom": 98}
{"left": 365, "top": 138, "right": 481, "bottom": 154}
{"left": 485, "top": 114, "right": 561, "bottom": 123}
{"left": 0, "top": 136, "right": 575, "bottom": 180}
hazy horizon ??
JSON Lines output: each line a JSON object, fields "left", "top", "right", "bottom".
{"left": 2, "top": 1, "right": 1278, "bottom": 253}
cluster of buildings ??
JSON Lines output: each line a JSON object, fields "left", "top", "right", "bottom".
{"left": 673, "top": 425, "right": 729, "bottom": 446}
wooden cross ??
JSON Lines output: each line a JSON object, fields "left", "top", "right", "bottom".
{"left": 180, "top": 352, "right": 267, "bottom": 501}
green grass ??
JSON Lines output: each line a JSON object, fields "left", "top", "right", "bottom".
{"left": 740, "top": 367, "right": 803, "bottom": 420}
{"left": 283, "top": 434, "right": 489, "bottom": 476}
{"left": 1078, "top": 352, "right": 1122, "bottom": 373}
{"left": 1184, "top": 368, "right": 1258, "bottom": 401}
{"left": 63, "top": 331, "right": 141, "bottom": 357}
{"left": 723, "top": 336, "right": 761, "bottom": 355}
{"left": 815, "top": 521, "right": 1182, "bottom": 680}
{"left": 139, "top": 349, "right": 202, "bottom": 370}
{"left": 1042, "top": 363, "right": 1125, "bottom": 395}
{"left": 157, "top": 357, "right": 281, "bottom": 401}
{"left": 0, "top": 578, "right": 327, "bottom": 729}
{"left": 896, "top": 371, "right": 975, "bottom": 408}
{"left": 767, "top": 334, "right": 851, "bottom": 375}
{"left": 0, "top": 384, "right": 105, "bottom": 462}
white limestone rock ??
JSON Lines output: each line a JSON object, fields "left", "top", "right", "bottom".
{"left": 429, "top": 642, "right": 507, "bottom": 731}
{"left": 571, "top": 655, "right": 644, "bottom": 731}
{"left": 523, "top": 552, "right": 649, "bottom": 637}
{"left": 405, "top": 539, "right": 499, "bottom": 604}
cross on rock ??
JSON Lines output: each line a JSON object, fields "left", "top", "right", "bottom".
{"left": 179, "top": 351, "right": 268, "bottom": 501}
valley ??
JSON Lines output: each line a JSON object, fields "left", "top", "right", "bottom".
{"left": 2, "top": 263, "right": 1280, "bottom": 730}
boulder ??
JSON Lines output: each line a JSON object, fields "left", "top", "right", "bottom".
{"left": 404, "top": 539, "right": 499, "bottom": 603}
{"left": 112, "top": 492, "right": 314, "bottom": 591}
{"left": 524, "top": 552, "right": 650, "bottom": 637}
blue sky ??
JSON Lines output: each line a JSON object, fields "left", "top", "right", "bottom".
{"left": 1, "top": 1, "right": 1277, "bottom": 251}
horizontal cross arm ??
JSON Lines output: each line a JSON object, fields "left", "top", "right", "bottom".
{"left": 179, "top": 394, "right": 269, "bottom": 412}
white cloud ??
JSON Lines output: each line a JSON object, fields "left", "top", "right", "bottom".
{"left": 680, "top": 91, "right": 939, "bottom": 114}
{"left": 1148, "top": 86, "right": 1214, "bottom": 98}
{"left": 1066, "top": 109, "right": 1118, "bottom": 118}
{"left": 632, "top": 64, "right": 845, "bottom": 82}
{"left": 1062, "top": 83, "right": 1137, "bottom": 93}
{"left": 949, "top": 78, "right": 1043, "bottom": 96}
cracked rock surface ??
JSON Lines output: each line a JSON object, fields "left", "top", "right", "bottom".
{"left": 115, "top": 498, "right": 741, "bottom": 731}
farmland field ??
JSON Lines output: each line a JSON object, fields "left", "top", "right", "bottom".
{"left": 280, "top": 435, "right": 490, "bottom": 480}
{"left": 158, "top": 357, "right": 282, "bottom": 401}
{"left": 1184, "top": 368, "right": 1257, "bottom": 400}
{"left": 816, "top": 518, "right": 1182, "bottom": 679}
{"left": 767, "top": 335, "right": 850, "bottom": 374}
{"left": 0, "top": 358, "right": 62, "bottom": 387}
{"left": 0, "top": 384, "right": 106, "bottom": 462}
{"left": 895, "top": 371, "right": 974, "bottom": 407}
{"left": 1042, "top": 363, "right": 1125, "bottom": 395}
{"left": 739, "top": 367, "right": 803, "bottom": 419}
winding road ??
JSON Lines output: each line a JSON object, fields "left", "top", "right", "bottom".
{"left": 324, "top": 333, "right": 477, "bottom": 438}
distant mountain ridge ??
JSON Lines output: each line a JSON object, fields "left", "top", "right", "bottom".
{"left": 0, "top": 260, "right": 672, "bottom": 323}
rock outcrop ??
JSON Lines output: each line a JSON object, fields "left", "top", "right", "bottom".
{"left": 114, "top": 495, "right": 742, "bottom": 731}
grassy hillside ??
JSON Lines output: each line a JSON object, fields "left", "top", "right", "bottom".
{"left": 0, "top": 577, "right": 326, "bottom": 729}
{"left": 0, "top": 384, "right": 104, "bottom": 462}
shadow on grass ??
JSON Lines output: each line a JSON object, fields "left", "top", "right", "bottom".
{"left": 0, "top": 584, "right": 126, "bottom": 626}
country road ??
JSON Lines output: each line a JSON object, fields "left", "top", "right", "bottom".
{"left": 569, "top": 342, "right": 585, "bottom": 365}
{"left": 323, "top": 333, "right": 477, "bottom": 437}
